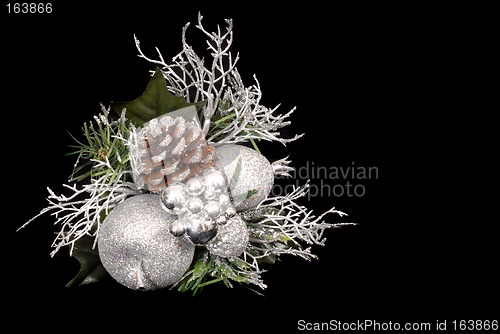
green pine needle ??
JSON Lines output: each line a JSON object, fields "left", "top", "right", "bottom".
{"left": 175, "top": 251, "right": 259, "bottom": 296}
{"left": 66, "top": 113, "right": 130, "bottom": 183}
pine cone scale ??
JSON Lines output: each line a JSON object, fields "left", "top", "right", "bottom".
{"left": 130, "top": 114, "right": 214, "bottom": 192}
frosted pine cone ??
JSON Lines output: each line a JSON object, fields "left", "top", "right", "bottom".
{"left": 129, "top": 114, "right": 214, "bottom": 192}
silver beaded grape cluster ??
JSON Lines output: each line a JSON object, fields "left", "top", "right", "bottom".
{"left": 160, "top": 167, "right": 237, "bottom": 246}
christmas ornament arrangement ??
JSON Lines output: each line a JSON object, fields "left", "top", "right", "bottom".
{"left": 20, "top": 14, "right": 351, "bottom": 294}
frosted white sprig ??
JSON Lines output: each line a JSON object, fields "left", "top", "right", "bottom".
{"left": 232, "top": 182, "right": 353, "bottom": 289}
{"left": 272, "top": 156, "right": 295, "bottom": 178}
{"left": 135, "top": 12, "right": 302, "bottom": 146}
{"left": 18, "top": 159, "right": 141, "bottom": 257}
{"left": 257, "top": 183, "right": 349, "bottom": 245}
{"left": 18, "top": 110, "right": 141, "bottom": 257}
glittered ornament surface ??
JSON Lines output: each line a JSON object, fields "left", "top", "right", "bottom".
{"left": 98, "top": 194, "right": 195, "bottom": 290}
{"left": 214, "top": 144, "right": 275, "bottom": 211}
{"left": 207, "top": 215, "right": 248, "bottom": 258}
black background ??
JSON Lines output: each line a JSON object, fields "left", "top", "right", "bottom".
{"left": 2, "top": 2, "right": 497, "bottom": 331}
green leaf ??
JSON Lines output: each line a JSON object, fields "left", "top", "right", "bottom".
{"left": 245, "top": 188, "right": 259, "bottom": 200}
{"left": 65, "top": 232, "right": 109, "bottom": 287}
{"left": 111, "top": 67, "right": 206, "bottom": 127}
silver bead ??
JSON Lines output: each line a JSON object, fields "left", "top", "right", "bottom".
{"left": 160, "top": 183, "right": 187, "bottom": 214}
{"left": 186, "top": 196, "right": 204, "bottom": 214}
{"left": 185, "top": 176, "right": 204, "bottom": 196}
{"left": 201, "top": 217, "right": 217, "bottom": 230}
{"left": 215, "top": 215, "right": 228, "bottom": 225}
{"left": 186, "top": 213, "right": 203, "bottom": 229}
{"left": 169, "top": 220, "right": 186, "bottom": 237}
{"left": 201, "top": 167, "right": 227, "bottom": 191}
{"left": 186, "top": 225, "right": 217, "bottom": 246}
{"left": 184, "top": 214, "right": 218, "bottom": 245}
{"left": 218, "top": 193, "right": 231, "bottom": 206}
{"left": 204, "top": 200, "right": 221, "bottom": 218}
{"left": 203, "top": 187, "right": 219, "bottom": 200}
{"left": 225, "top": 206, "right": 237, "bottom": 218}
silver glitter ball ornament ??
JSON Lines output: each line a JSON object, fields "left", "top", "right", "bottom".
{"left": 214, "top": 144, "right": 274, "bottom": 211}
{"left": 207, "top": 215, "right": 249, "bottom": 258}
{"left": 98, "top": 194, "right": 195, "bottom": 291}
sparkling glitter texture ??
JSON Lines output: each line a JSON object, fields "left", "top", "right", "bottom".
{"left": 207, "top": 215, "right": 249, "bottom": 258}
{"left": 214, "top": 144, "right": 275, "bottom": 211}
{"left": 97, "top": 194, "right": 195, "bottom": 290}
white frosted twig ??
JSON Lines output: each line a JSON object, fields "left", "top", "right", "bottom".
{"left": 19, "top": 158, "right": 141, "bottom": 257}
{"left": 19, "top": 110, "right": 141, "bottom": 257}
{"left": 237, "top": 182, "right": 353, "bottom": 285}
{"left": 134, "top": 12, "right": 301, "bottom": 147}
{"left": 272, "top": 155, "right": 295, "bottom": 178}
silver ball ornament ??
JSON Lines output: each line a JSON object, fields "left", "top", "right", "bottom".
{"left": 207, "top": 215, "right": 249, "bottom": 258}
{"left": 214, "top": 144, "right": 274, "bottom": 211}
{"left": 98, "top": 194, "right": 195, "bottom": 290}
